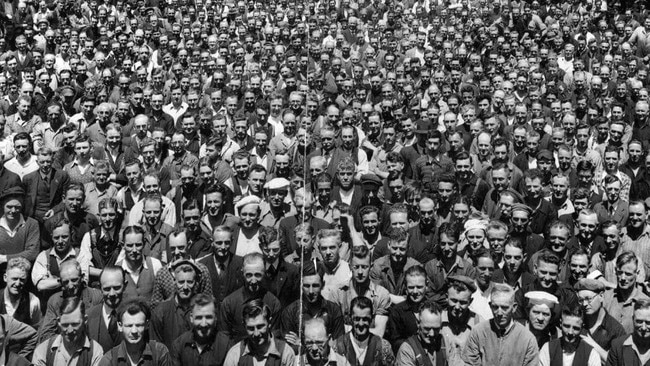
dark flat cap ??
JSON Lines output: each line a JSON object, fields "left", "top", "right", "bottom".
{"left": 575, "top": 278, "right": 606, "bottom": 293}
{"left": 537, "top": 149, "right": 553, "bottom": 161}
{"left": 448, "top": 275, "right": 477, "bottom": 293}
{"left": 361, "top": 174, "right": 382, "bottom": 188}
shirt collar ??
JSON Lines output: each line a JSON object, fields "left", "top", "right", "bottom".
{"left": 241, "top": 337, "right": 282, "bottom": 358}
{"left": 0, "top": 216, "right": 26, "bottom": 233}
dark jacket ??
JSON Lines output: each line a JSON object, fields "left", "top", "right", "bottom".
{"left": 22, "top": 169, "right": 69, "bottom": 219}
{"left": 87, "top": 303, "right": 122, "bottom": 352}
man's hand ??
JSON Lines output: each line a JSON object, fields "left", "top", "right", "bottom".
{"left": 44, "top": 209, "right": 54, "bottom": 220}
{"left": 285, "top": 331, "right": 300, "bottom": 347}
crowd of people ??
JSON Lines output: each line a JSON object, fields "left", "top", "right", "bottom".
{"left": 1, "top": 0, "right": 650, "bottom": 364}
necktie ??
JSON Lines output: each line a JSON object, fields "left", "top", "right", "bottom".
{"left": 108, "top": 309, "right": 118, "bottom": 340}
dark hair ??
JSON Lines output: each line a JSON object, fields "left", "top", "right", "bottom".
{"left": 350, "top": 296, "right": 374, "bottom": 317}
{"left": 242, "top": 298, "right": 271, "bottom": 323}
{"left": 117, "top": 298, "right": 151, "bottom": 323}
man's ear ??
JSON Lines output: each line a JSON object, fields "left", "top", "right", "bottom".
{"left": 533, "top": 263, "right": 538, "bottom": 276}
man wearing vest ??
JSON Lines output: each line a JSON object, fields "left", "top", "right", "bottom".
{"left": 115, "top": 159, "right": 145, "bottom": 216}
{"left": 223, "top": 298, "right": 296, "bottom": 366}
{"left": 395, "top": 300, "right": 447, "bottom": 366}
{"left": 301, "top": 317, "right": 350, "bottom": 366}
{"left": 539, "top": 305, "right": 601, "bottom": 366}
{"left": 335, "top": 296, "right": 395, "bottom": 366}
{"left": 0, "top": 257, "right": 41, "bottom": 328}
{"left": 32, "top": 297, "right": 104, "bottom": 366}
{"left": 116, "top": 226, "right": 163, "bottom": 302}
{"left": 98, "top": 299, "right": 171, "bottom": 366}
{"left": 170, "top": 293, "right": 231, "bottom": 366}
{"left": 37, "top": 259, "right": 103, "bottom": 343}
{"left": 198, "top": 225, "right": 244, "bottom": 305}
{"left": 86, "top": 266, "right": 125, "bottom": 353}
{"left": 33, "top": 220, "right": 92, "bottom": 301}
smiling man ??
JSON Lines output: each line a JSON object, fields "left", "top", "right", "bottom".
{"left": 32, "top": 297, "right": 104, "bottom": 366}
{"left": 224, "top": 299, "right": 295, "bottom": 366}
{"left": 538, "top": 305, "right": 601, "bottom": 366}
{"left": 170, "top": 294, "right": 230, "bottom": 366}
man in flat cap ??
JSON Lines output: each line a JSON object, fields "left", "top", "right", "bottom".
{"left": 441, "top": 275, "right": 483, "bottom": 365}
{"left": 524, "top": 291, "right": 560, "bottom": 348}
{"left": 539, "top": 304, "right": 601, "bottom": 366}
{"left": 575, "top": 278, "right": 626, "bottom": 362}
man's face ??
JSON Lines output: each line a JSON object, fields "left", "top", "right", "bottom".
{"left": 578, "top": 289, "right": 602, "bottom": 316}
{"left": 4, "top": 268, "right": 26, "bottom": 297}
{"left": 604, "top": 151, "right": 619, "bottom": 172}
{"left": 143, "top": 199, "right": 162, "bottom": 226}
{"left": 511, "top": 210, "right": 530, "bottom": 233}
{"left": 175, "top": 270, "right": 197, "bottom": 301}
{"left": 60, "top": 265, "right": 83, "bottom": 298}
{"left": 634, "top": 308, "right": 650, "bottom": 340}
{"left": 14, "top": 138, "right": 30, "bottom": 158}
{"left": 525, "top": 177, "right": 542, "bottom": 200}
{"left": 569, "top": 254, "right": 589, "bottom": 282}
{"left": 319, "top": 236, "right": 341, "bottom": 266}
{"left": 100, "top": 271, "right": 125, "bottom": 309}
{"left": 240, "top": 204, "right": 260, "bottom": 229}
{"left": 605, "top": 181, "right": 622, "bottom": 202}
{"left": 37, "top": 153, "right": 53, "bottom": 175}
{"left": 351, "top": 306, "right": 372, "bottom": 339}
{"left": 120, "top": 311, "right": 147, "bottom": 345}
{"left": 552, "top": 176, "right": 569, "bottom": 201}
{"left": 211, "top": 230, "right": 231, "bottom": 259}
{"left": 492, "top": 169, "right": 509, "bottom": 192}
{"left": 143, "top": 176, "right": 160, "bottom": 195}
{"left": 337, "top": 169, "right": 354, "bottom": 190}
{"left": 243, "top": 260, "right": 265, "bottom": 294}
{"left": 262, "top": 239, "right": 282, "bottom": 265}
{"left": 405, "top": 274, "right": 427, "bottom": 303}
{"left": 490, "top": 292, "right": 515, "bottom": 329}
{"left": 389, "top": 240, "right": 408, "bottom": 265}
{"left": 351, "top": 254, "right": 371, "bottom": 284}
{"left": 59, "top": 306, "right": 86, "bottom": 345}
{"left": 247, "top": 171, "right": 266, "bottom": 195}
{"left": 548, "top": 226, "right": 569, "bottom": 254}
{"left": 361, "top": 212, "right": 379, "bottom": 236}
{"left": 52, "top": 224, "right": 72, "bottom": 255}
{"left": 535, "top": 261, "right": 559, "bottom": 289}
{"left": 191, "top": 303, "right": 217, "bottom": 340}
{"left": 528, "top": 304, "right": 552, "bottom": 331}
{"left": 578, "top": 214, "right": 598, "bottom": 241}
{"left": 448, "top": 287, "right": 472, "bottom": 319}
{"left": 561, "top": 315, "right": 583, "bottom": 346}
{"left": 418, "top": 309, "right": 443, "bottom": 347}
{"left": 124, "top": 233, "right": 144, "bottom": 264}
{"left": 182, "top": 207, "right": 201, "bottom": 234}
{"left": 629, "top": 203, "right": 647, "bottom": 229}
{"left": 617, "top": 262, "right": 638, "bottom": 290}
{"left": 64, "top": 190, "right": 84, "bottom": 215}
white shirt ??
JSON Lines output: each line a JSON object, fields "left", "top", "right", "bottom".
{"left": 538, "top": 342, "right": 601, "bottom": 366}
{"left": 4, "top": 155, "right": 38, "bottom": 179}
{"left": 162, "top": 102, "right": 189, "bottom": 124}
{"left": 235, "top": 231, "right": 261, "bottom": 257}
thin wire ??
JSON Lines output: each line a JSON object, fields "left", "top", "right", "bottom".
{"left": 297, "top": 11, "right": 311, "bottom": 366}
